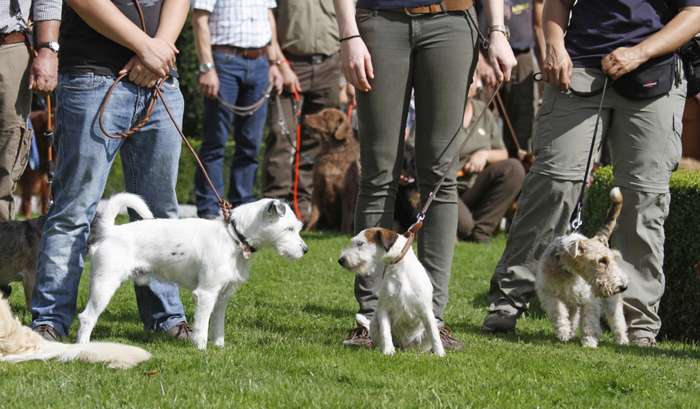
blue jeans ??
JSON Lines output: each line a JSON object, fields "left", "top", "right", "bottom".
{"left": 31, "top": 73, "right": 187, "bottom": 337}
{"left": 195, "top": 52, "right": 269, "bottom": 216}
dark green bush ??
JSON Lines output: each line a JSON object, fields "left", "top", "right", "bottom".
{"left": 584, "top": 166, "right": 700, "bottom": 341}
{"left": 175, "top": 16, "right": 204, "bottom": 140}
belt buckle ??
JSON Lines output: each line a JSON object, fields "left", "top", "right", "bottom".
{"left": 403, "top": 7, "right": 421, "bottom": 16}
{"left": 311, "top": 55, "right": 324, "bottom": 65}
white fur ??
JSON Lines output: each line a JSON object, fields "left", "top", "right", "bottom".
{"left": 77, "top": 194, "right": 307, "bottom": 350}
{"left": 0, "top": 299, "right": 150, "bottom": 369}
{"left": 536, "top": 233, "right": 629, "bottom": 348}
{"left": 339, "top": 230, "right": 445, "bottom": 356}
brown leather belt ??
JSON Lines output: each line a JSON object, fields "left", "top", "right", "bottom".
{"left": 0, "top": 31, "right": 26, "bottom": 46}
{"left": 404, "top": 0, "right": 473, "bottom": 14}
{"left": 213, "top": 45, "right": 266, "bottom": 59}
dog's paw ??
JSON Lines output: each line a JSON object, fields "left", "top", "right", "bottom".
{"left": 192, "top": 336, "right": 208, "bottom": 350}
{"left": 616, "top": 335, "right": 629, "bottom": 346}
{"left": 581, "top": 336, "right": 598, "bottom": 348}
{"left": 434, "top": 348, "right": 446, "bottom": 357}
{"left": 214, "top": 338, "right": 225, "bottom": 348}
{"left": 382, "top": 347, "right": 396, "bottom": 356}
{"left": 555, "top": 329, "right": 573, "bottom": 343}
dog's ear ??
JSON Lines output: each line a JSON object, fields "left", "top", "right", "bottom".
{"left": 303, "top": 112, "right": 325, "bottom": 133}
{"left": 374, "top": 229, "right": 399, "bottom": 252}
{"left": 331, "top": 112, "right": 351, "bottom": 141}
{"left": 266, "top": 200, "right": 287, "bottom": 218}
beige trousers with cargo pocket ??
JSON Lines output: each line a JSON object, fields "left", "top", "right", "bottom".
{"left": 488, "top": 67, "right": 686, "bottom": 339}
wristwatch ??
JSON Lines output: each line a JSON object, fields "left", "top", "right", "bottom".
{"left": 198, "top": 62, "right": 215, "bottom": 74}
{"left": 37, "top": 41, "right": 60, "bottom": 53}
{"left": 488, "top": 25, "right": 510, "bottom": 40}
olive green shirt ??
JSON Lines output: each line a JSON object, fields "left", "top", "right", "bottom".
{"left": 276, "top": 0, "right": 340, "bottom": 56}
{"left": 458, "top": 99, "right": 504, "bottom": 189}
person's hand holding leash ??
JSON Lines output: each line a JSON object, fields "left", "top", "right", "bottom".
{"left": 136, "top": 36, "right": 178, "bottom": 77}
{"left": 30, "top": 48, "right": 58, "bottom": 93}
{"left": 542, "top": 41, "right": 572, "bottom": 90}
{"left": 487, "top": 31, "right": 517, "bottom": 82}
{"left": 198, "top": 69, "right": 219, "bottom": 99}
{"left": 280, "top": 62, "right": 302, "bottom": 94}
{"left": 477, "top": 53, "right": 499, "bottom": 89}
{"left": 340, "top": 37, "right": 374, "bottom": 92}
{"left": 120, "top": 56, "right": 161, "bottom": 88}
{"left": 601, "top": 47, "right": 647, "bottom": 80}
{"left": 269, "top": 64, "right": 284, "bottom": 95}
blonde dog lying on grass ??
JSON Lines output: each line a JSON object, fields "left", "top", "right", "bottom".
{"left": 0, "top": 298, "right": 150, "bottom": 369}
{"left": 536, "top": 187, "right": 629, "bottom": 348}
{"left": 339, "top": 227, "right": 445, "bottom": 356}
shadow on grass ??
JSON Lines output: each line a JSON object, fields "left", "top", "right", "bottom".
{"left": 302, "top": 303, "right": 353, "bottom": 320}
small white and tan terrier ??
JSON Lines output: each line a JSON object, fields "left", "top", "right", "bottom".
{"left": 77, "top": 193, "right": 308, "bottom": 350}
{"left": 536, "top": 187, "right": 629, "bottom": 348}
{"left": 338, "top": 228, "right": 445, "bottom": 356}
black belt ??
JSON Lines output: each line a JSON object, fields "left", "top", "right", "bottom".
{"left": 286, "top": 52, "right": 337, "bottom": 65}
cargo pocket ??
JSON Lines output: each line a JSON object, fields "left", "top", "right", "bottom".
{"left": 665, "top": 113, "right": 683, "bottom": 172}
{"left": 10, "top": 125, "right": 31, "bottom": 182}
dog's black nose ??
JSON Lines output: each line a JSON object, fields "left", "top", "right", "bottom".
{"left": 619, "top": 284, "right": 628, "bottom": 293}
{"left": 302, "top": 245, "right": 309, "bottom": 254}
{"left": 338, "top": 257, "right": 346, "bottom": 267}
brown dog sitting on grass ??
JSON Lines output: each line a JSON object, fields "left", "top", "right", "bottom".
{"left": 304, "top": 108, "right": 359, "bottom": 233}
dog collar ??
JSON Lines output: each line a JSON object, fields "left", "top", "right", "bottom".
{"left": 230, "top": 220, "right": 256, "bottom": 259}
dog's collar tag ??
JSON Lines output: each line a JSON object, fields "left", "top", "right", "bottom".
{"left": 229, "top": 219, "right": 256, "bottom": 259}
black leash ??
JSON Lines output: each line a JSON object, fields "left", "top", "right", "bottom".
{"left": 569, "top": 76, "right": 609, "bottom": 232}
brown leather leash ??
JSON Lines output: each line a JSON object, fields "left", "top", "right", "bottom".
{"left": 45, "top": 94, "right": 56, "bottom": 205}
{"left": 388, "top": 81, "right": 504, "bottom": 265}
{"left": 96, "top": 0, "right": 233, "bottom": 223}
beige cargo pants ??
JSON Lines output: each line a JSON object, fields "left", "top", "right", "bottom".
{"left": 488, "top": 67, "right": 686, "bottom": 339}
{"left": 0, "top": 43, "right": 32, "bottom": 221}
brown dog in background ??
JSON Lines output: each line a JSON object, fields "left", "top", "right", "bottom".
{"left": 304, "top": 108, "right": 359, "bottom": 233}
{"left": 18, "top": 111, "right": 51, "bottom": 219}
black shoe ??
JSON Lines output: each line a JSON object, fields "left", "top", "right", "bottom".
{"left": 34, "top": 324, "right": 62, "bottom": 342}
{"left": 342, "top": 324, "right": 373, "bottom": 348}
{"left": 481, "top": 310, "right": 518, "bottom": 334}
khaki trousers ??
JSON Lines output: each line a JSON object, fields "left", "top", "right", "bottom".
{"left": 353, "top": 9, "right": 478, "bottom": 322}
{"left": 488, "top": 67, "right": 686, "bottom": 338}
{"left": 0, "top": 43, "right": 32, "bottom": 221}
{"left": 262, "top": 53, "right": 341, "bottom": 220}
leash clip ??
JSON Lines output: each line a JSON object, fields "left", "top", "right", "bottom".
{"left": 570, "top": 208, "right": 583, "bottom": 232}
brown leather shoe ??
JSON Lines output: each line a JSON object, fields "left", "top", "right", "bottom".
{"left": 166, "top": 322, "right": 192, "bottom": 340}
{"left": 34, "top": 324, "right": 61, "bottom": 342}
{"left": 439, "top": 325, "right": 464, "bottom": 351}
{"left": 342, "top": 324, "right": 373, "bottom": 348}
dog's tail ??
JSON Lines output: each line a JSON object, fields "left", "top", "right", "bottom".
{"left": 594, "top": 187, "right": 623, "bottom": 241}
{"left": 0, "top": 299, "right": 150, "bottom": 369}
{"left": 97, "top": 193, "right": 154, "bottom": 232}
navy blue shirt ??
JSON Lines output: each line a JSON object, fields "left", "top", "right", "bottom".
{"left": 566, "top": 0, "right": 700, "bottom": 67}
{"left": 507, "top": 0, "right": 534, "bottom": 51}
{"left": 357, "top": 0, "right": 439, "bottom": 9}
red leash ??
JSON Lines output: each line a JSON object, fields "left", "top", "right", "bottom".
{"left": 290, "top": 89, "right": 303, "bottom": 220}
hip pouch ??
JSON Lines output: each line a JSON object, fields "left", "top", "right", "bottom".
{"left": 681, "top": 35, "right": 700, "bottom": 96}
{"left": 613, "top": 54, "right": 677, "bottom": 99}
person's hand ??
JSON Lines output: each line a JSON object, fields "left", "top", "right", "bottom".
{"left": 477, "top": 53, "right": 498, "bottom": 89}
{"left": 135, "top": 36, "right": 178, "bottom": 77}
{"left": 29, "top": 48, "right": 58, "bottom": 93}
{"left": 269, "top": 64, "right": 284, "bottom": 95}
{"left": 542, "top": 41, "right": 573, "bottom": 91}
{"left": 345, "top": 83, "right": 356, "bottom": 107}
{"left": 280, "top": 63, "right": 301, "bottom": 94}
{"left": 463, "top": 150, "right": 489, "bottom": 174}
{"left": 340, "top": 37, "right": 374, "bottom": 92}
{"left": 601, "top": 46, "right": 648, "bottom": 80}
{"left": 487, "top": 32, "right": 517, "bottom": 82}
{"left": 198, "top": 69, "right": 219, "bottom": 99}
{"left": 120, "top": 56, "right": 161, "bottom": 88}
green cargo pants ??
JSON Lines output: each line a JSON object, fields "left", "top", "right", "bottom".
{"left": 0, "top": 43, "right": 32, "bottom": 221}
{"left": 353, "top": 8, "right": 478, "bottom": 322}
{"left": 488, "top": 67, "right": 686, "bottom": 339}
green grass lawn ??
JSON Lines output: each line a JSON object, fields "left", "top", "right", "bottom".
{"left": 2, "top": 232, "right": 699, "bottom": 409}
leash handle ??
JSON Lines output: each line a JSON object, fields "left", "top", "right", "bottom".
{"left": 568, "top": 76, "right": 609, "bottom": 232}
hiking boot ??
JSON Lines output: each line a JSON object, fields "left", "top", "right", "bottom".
{"left": 342, "top": 324, "right": 373, "bottom": 348}
{"left": 34, "top": 324, "right": 62, "bottom": 342}
{"left": 439, "top": 325, "right": 464, "bottom": 351}
{"left": 481, "top": 309, "right": 518, "bottom": 334}
{"left": 630, "top": 334, "right": 657, "bottom": 348}
{"left": 166, "top": 322, "right": 192, "bottom": 341}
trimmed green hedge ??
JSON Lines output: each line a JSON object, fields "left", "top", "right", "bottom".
{"left": 584, "top": 166, "right": 700, "bottom": 341}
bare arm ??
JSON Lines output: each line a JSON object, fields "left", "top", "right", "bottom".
{"left": 603, "top": 6, "right": 700, "bottom": 79}
{"left": 66, "top": 0, "right": 177, "bottom": 76}
{"left": 463, "top": 148, "right": 508, "bottom": 173}
{"left": 156, "top": 0, "right": 189, "bottom": 44}
{"left": 482, "top": 0, "right": 517, "bottom": 81}
{"left": 31, "top": 20, "right": 60, "bottom": 92}
{"left": 542, "top": 0, "right": 574, "bottom": 90}
{"left": 192, "top": 9, "right": 218, "bottom": 98}
{"left": 533, "top": 0, "right": 546, "bottom": 69}
{"left": 334, "top": 0, "right": 373, "bottom": 92}
{"left": 267, "top": 9, "right": 284, "bottom": 94}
